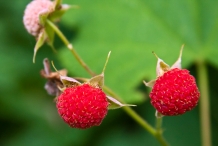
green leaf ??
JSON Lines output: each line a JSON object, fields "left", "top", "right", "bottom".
{"left": 58, "top": 0, "right": 218, "bottom": 104}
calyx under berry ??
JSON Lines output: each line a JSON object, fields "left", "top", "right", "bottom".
{"left": 144, "top": 45, "right": 200, "bottom": 117}
{"left": 55, "top": 51, "right": 135, "bottom": 110}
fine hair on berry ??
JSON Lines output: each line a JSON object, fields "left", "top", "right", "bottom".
{"left": 56, "top": 84, "right": 108, "bottom": 129}
{"left": 150, "top": 68, "right": 200, "bottom": 116}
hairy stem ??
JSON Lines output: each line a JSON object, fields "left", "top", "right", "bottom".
{"left": 155, "top": 117, "right": 168, "bottom": 146}
{"left": 156, "top": 117, "right": 163, "bottom": 131}
{"left": 196, "top": 60, "right": 211, "bottom": 146}
{"left": 46, "top": 19, "right": 95, "bottom": 76}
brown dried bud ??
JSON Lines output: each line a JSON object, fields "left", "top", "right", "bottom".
{"left": 40, "top": 58, "right": 67, "bottom": 96}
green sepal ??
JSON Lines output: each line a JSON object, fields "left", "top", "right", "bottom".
{"left": 60, "top": 76, "right": 81, "bottom": 87}
{"left": 87, "top": 51, "right": 111, "bottom": 88}
{"left": 170, "top": 45, "right": 184, "bottom": 70}
{"left": 54, "top": 0, "right": 62, "bottom": 10}
{"left": 88, "top": 73, "right": 104, "bottom": 88}
{"left": 152, "top": 52, "right": 170, "bottom": 77}
{"left": 39, "top": 12, "right": 50, "bottom": 26}
{"left": 44, "top": 20, "right": 56, "bottom": 52}
{"left": 155, "top": 110, "right": 164, "bottom": 118}
{"left": 49, "top": 4, "right": 71, "bottom": 22}
{"left": 143, "top": 80, "right": 156, "bottom": 88}
{"left": 33, "top": 31, "right": 46, "bottom": 63}
{"left": 107, "top": 96, "right": 136, "bottom": 110}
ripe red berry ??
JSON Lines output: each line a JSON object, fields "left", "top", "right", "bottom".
{"left": 56, "top": 84, "right": 108, "bottom": 129}
{"left": 149, "top": 68, "right": 200, "bottom": 116}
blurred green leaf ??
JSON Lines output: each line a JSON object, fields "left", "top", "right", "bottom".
{"left": 58, "top": 0, "right": 218, "bottom": 103}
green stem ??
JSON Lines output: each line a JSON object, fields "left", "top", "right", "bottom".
{"left": 156, "top": 116, "right": 163, "bottom": 130}
{"left": 104, "top": 86, "right": 168, "bottom": 146}
{"left": 46, "top": 19, "right": 95, "bottom": 76}
{"left": 155, "top": 132, "right": 168, "bottom": 146}
{"left": 196, "top": 60, "right": 211, "bottom": 146}
{"left": 155, "top": 117, "right": 168, "bottom": 146}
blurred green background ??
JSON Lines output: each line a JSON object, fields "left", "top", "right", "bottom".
{"left": 1, "top": 0, "right": 218, "bottom": 145}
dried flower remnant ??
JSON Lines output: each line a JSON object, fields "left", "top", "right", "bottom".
{"left": 40, "top": 58, "right": 67, "bottom": 96}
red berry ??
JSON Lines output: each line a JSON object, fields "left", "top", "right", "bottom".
{"left": 56, "top": 84, "right": 108, "bottom": 129}
{"left": 150, "top": 68, "right": 200, "bottom": 116}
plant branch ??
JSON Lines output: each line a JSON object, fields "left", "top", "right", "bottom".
{"left": 155, "top": 132, "right": 168, "bottom": 146}
{"left": 104, "top": 86, "right": 168, "bottom": 146}
{"left": 156, "top": 117, "right": 163, "bottom": 131}
{"left": 48, "top": 19, "right": 168, "bottom": 145}
{"left": 196, "top": 60, "right": 211, "bottom": 146}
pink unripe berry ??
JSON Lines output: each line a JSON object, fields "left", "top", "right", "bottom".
{"left": 56, "top": 84, "right": 108, "bottom": 129}
{"left": 23, "top": 0, "right": 54, "bottom": 36}
{"left": 150, "top": 68, "right": 200, "bottom": 116}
